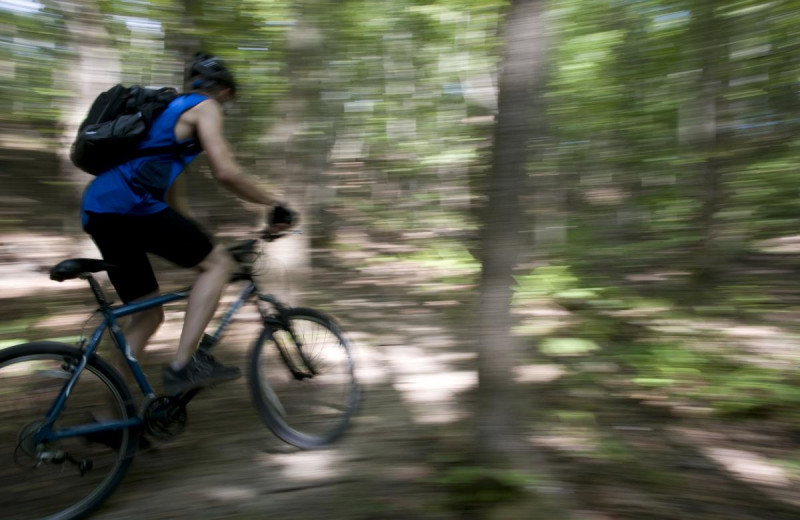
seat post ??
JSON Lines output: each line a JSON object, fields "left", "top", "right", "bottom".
{"left": 80, "top": 274, "right": 109, "bottom": 307}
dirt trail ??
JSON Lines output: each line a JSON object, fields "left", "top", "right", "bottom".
{"left": 0, "top": 248, "right": 469, "bottom": 520}
{"left": 3, "top": 238, "right": 800, "bottom": 520}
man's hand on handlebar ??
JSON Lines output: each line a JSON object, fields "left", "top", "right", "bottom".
{"left": 265, "top": 203, "right": 299, "bottom": 240}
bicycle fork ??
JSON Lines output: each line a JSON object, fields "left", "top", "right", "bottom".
{"left": 258, "top": 296, "right": 316, "bottom": 380}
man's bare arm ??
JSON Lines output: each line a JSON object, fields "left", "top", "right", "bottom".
{"left": 193, "top": 100, "right": 279, "bottom": 206}
{"left": 165, "top": 174, "right": 191, "bottom": 217}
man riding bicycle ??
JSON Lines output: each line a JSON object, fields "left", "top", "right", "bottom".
{"left": 81, "top": 53, "right": 294, "bottom": 395}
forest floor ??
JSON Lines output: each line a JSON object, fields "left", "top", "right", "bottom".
{"left": 1, "top": 229, "right": 799, "bottom": 520}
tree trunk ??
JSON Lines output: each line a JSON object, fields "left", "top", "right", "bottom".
{"left": 688, "top": 2, "right": 727, "bottom": 288}
{"left": 53, "top": 0, "right": 120, "bottom": 249}
{"left": 272, "top": 2, "right": 338, "bottom": 275}
{"left": 168, "top": 0, "right": 202, "bottom": 91}
{"left": 475, "top": 2, "right": 571, "bottom": 515}
{"left": 477, "top": 0, "right": 543, "bottom": 462}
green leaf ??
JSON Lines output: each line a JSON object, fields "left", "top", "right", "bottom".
{"left": 540, "top": 338, "right": 600, "bottom": 356}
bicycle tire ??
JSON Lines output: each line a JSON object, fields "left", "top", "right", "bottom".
{"left": 248, "top": 308, "right": 359, "bottom": 449}
{"left": 0, "top": 342, "right": 138, "bottom": 520}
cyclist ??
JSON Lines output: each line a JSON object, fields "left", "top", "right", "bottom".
{"left": 81, "top": 53, "right": 293, "bottom": 395}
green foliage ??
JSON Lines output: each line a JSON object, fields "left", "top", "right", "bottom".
{"left": 0, "top": 6, "right": 69, "bottom": 130}
{"left": 608, "top": 338, "right": 800, "bottom": 419}
{"left": 432, "top": 465, "right": 538, "bottom": 510}
{"left": 698, "top": 367, "right": 800, "bottom": 418}
{"left": 406, "top": 243, "right": 480, "bottom": 272}
{"left": 0, "top": 339, "right": 27, "bottom": 350}
{"left": 513, "top": 265, "right": 583, "bottom": 302}
{"left": 780, "top": 453, "right": 800, "bottom": 480}
{"left": 3, "top": 0, "right": 800, "bottom": 471}
{"left": 540, "top": 337, "right": 600, "bottom": 356}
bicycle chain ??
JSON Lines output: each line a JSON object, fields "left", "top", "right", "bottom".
{"left": 143, "top": 396, "right": 187, "bottom": 440}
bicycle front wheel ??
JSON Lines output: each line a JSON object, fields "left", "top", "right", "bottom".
{"left": 249, "top": 308, "right": 359, "bottom": 449}
{"left": 0, "top": 342, "right": 138, "bottom": 520}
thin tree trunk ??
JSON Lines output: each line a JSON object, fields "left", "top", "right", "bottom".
{"left": 169, "top": 0, "right": 202, "bottom": 91}
{"left": 477, "top": 0, "right": 543, "bottom": 462}
{"left": 475, "top": 3, "right": 572, "bottom": 516}
{"left": 53, "top": 0, "right": 120, "bottom": 248}
{"left": 275, "top": 2, "right": 338, "bottom": 274}
{"left": 689, "top": 2, "right": 727, "bottom": 288}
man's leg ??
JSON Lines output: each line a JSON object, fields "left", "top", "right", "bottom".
{"left": 125, "top": 302, "right": 165, "bottom": 361}
{"left": 137, "top": 207, "right": 240, "bottom": 393}
{"left": 112, "top": 291, "right": 164, "bottom": 378}
{"left": 84, "top": 212, "right": 163, "bottom": 377}
{"left": 89, "top": 296, "right": 162, "bottom": 451}
{"left": 171, "top": 244, "right": 235, "bottom": 369}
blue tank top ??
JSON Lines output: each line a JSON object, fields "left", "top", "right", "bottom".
{"left": 81, "top": 93, "right": 209, "bottom": 227}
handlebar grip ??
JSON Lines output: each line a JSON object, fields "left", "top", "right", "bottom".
{"left": 269, "top": 205, "right": 299, "bottom": 226}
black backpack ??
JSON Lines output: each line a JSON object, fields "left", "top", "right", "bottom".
{"left": 70, "top": 84, "right": 179, "bottom": 175}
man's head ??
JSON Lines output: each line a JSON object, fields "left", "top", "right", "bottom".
{"left": 189, "top": 53, "right": 237, "bottom": 103}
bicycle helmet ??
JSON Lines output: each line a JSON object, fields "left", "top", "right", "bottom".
{"left": 190, "top": 52, "right": 237, "bottom": 94}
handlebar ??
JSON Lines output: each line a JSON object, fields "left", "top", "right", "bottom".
{"left": 263, "top": 229, "right": 302, "bottom": 242}
{"left": 227, "top": 229, "right": 300, "bottom": 265}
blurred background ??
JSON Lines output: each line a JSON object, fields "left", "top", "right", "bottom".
{"left": 1, "top": 0, "right": 800, "bottom": 518}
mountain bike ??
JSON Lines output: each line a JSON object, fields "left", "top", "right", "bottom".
{"left": 0, "top": 232, "right": 360, "bottom": 520}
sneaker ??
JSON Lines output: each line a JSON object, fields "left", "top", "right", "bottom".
{"left": 162, "top": 349, "right": 241, "bottom": 395}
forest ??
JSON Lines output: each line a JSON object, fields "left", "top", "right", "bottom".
{"left": 1, "top": 0, "right": 799, "bottom": 519}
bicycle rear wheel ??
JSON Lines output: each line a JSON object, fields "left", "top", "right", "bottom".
{"left": 248, "top": 308, "right": 359, "bottom": 449}
{"left": 0, "top": 342, "right": 138, "bottom": 520}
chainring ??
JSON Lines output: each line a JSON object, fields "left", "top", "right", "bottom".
{"left": 144, "top": 396, "right": 187, "bottom": 440}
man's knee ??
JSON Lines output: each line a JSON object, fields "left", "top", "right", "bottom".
{"left": 199, "top": 244, "right": 235, "bottom": 274}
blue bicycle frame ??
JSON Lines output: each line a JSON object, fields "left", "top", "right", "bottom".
{"left": 37, "top": 279, "right": 258, "bottom": 444}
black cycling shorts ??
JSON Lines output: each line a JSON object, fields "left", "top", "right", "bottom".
{"left": 84, "top": 208, "right": 214, "bottom": 303}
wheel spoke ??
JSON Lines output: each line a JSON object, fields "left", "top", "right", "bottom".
{"left": 249, "top": 309, "right": 358, "bottom": 449}
{"left": 0, "top": 343, "right": 137, "bottom": 520}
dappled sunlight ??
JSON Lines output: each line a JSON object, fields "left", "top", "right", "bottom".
{"left": 31, "top": 312, "right": 91, "bottom": 330}
{"left": 0, "top": 233, "right": 103, "bottom": 300}
{"left": 756, "top": 235, "right": 800, "bottom": 254}
{"left": 720, "top": 325, "right": 800, "bottom": 362}
{"left": 267, "top": 449, "right": 346, "bottom": 483}
{"left": 514, "top": 301, "right": 575, "bottom": 338}
{"left": 641, "top": 317, "right": 800, "bottom": 362}
{"left": 408, "top": 332, "right": 459, "bottom": 349}
{"left": 3, "top": 0, "right": 800, "bottom": 517}
{"left": 382, "top": 344, "right": 458, "bottom": 375}
{"left": 351, "top": 346, "right": 390, "bottom": 385}
{"left": 532, "top": 430, "right": 601, "bottom": 456}
{"left": 516, "top": 307, "right": 572, "bottom": 318}
{"left": 381, "top": 344, "right": 476, "bottom": 425}
{"left": 394, "top": 371, "right": 477, "bottom": 404}
{"left": 642, "top": 317, "right": 800, "bottom": 372}
{"left": 426, "top": 351, "right": 475, "bottom": 365}
{"left": 625, "top": 271, "right": 691, "bottom": 283}
{"left": 666, "top": 426, "right": 800, "bottom": 508}
{"left": 513, "top": 363, "right": 565, "bottom": 384}
{"left": 703, "top": 447, "right": 792, "bottom": 488}
{"left": 206, "top": 485, "right": 260, "bottom": 502}
{"left": 0, "top": 264, "right": 75, "bottom": 299}
{"left": 346, "top": 247, "right": 477, "bottom": 291}
{"left": 723, "top": 325, "right": 785, "bottom": 338}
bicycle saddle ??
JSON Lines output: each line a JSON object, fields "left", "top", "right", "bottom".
{"left": 50, "top": 258, "right": 117, "bottom": 282}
